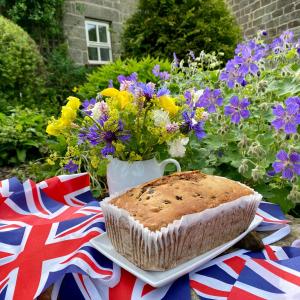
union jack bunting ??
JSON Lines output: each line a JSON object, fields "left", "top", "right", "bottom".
{"left": 0, "top": 173, "right": 298, "bottom": 300}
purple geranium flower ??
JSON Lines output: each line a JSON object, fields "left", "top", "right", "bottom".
{"left": 224, "top": 96, "right": 250, "bottom": 123}
{"left": 219, "top": 60, "right": 247, "bottom": 88}
{"left": 272, "top": 150, "right": 300, "bottom": 180}
{"left": 197, "top": 88, "right": 223, "bottom": 113}
{"left": 82, "top": 98, "right": 96, "bottom": 116}
{"left": 271, "top": 99, "right": 300, "bottom": 134}
{"left": 181, "top": 111, "right": 206, "bottom": 140}
{"left": 152, "top": 65, "right": 160, "bottom": 77}
{"left": 152, "top": 65, "right": 170, "bottom": 80}
{"left": 64, "top": 160, "right": 79, "bottom": 173}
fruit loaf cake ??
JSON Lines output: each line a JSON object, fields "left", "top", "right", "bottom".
{"left": 101, "top": 171, "right": 262, "bottom": 271}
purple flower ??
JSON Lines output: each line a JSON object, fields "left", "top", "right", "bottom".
{"left": 137, "top": 82, "right": 156, "bottom": 100}
{"left": 108, "top": 79, "right": 113, "bottom": 88}
{"left": 117, "top": 72, "right": 138, "bottom": 84}
{"left": 181, "top": 111, "right": 206, "bottom": 140}
{"left": 272, "top": 150, "right": 300, "bottom": 180}
{"left": 64, "top": 160, "right": 79, "bottom": 173}
{"left": 220, "top": 60, "right": 246, "bottom": 88}
{"left": 173, "top": 52, "right": 179, "bottom": 67}
{"left": 152, "top": 65, "right": 170, "bottom": 80}
{"left": 197, "top": 88, "right": 223, "bottom": 113}
{"left": 82, "top": 98, "right": 96, "bottom": 116}
{"left": 224, "top": 96, "right": 250, "bottom": 123}
{"left": 188, "top": 50, "right": 195, "bottom": 60}
{"left": 152, "top": 65, "right": 160, "bottom": 77}
{"left": 157, "top": 87, "right": 170, "bottom": 97}
{"left": 271, "top": 30, "right": 295, "bottom": 54}
{"left": 80, "top": 118, "right": 130, "bottom": 157}
{"left": 271, "top": 100, "right": 300, "bottom": 134}
{"left": 166, "top": 122, "right": 179, "bottom": 133}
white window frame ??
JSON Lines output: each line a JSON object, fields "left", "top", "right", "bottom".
{"left": 85, "top": 20, "right": 112, "bottom": 64}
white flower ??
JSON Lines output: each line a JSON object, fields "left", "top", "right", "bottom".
{"left": 202, "top": 111, "right": 209, "bottom": 121}
{"left": 153, "top": 109, "right": 170, "bottom": 127}
{"left": 193, "top": 89, "right": 204, "bottom": 103}
{"left": 91, "top": 101, "right": 108, "bottom": 120}
{"left": 167, "top": 137, "right": 189, "bottom": 158}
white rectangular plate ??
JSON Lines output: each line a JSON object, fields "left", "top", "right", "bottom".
{"left": 91, "top": 215, "right": 263, "bottom": 287}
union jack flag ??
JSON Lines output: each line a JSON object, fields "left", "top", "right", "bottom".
{"left": 0, "top": 173, "right": 298, "bottom": 300}
{"left": 0, "top": 174, "right": 109, "bottom": 300}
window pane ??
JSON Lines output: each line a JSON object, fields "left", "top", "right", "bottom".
{"left": 87, "top": 24, "right": 97, "bottom": 42}
{"left": 88, "top": 47, "right": 98, "bottom": 61}
{"left": 100, "top": 48, "right": 110, "bottom": 61}
{"left": 98, "top": 26, "right": 108, "bottom": 43}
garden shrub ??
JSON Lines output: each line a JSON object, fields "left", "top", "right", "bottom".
{"left": 0, "top": 107, "right": 49, "bottom": 165}
{"left": 122, "top": 0, "right": 241, "bottom": 62}
{"left": 0, "top": 16, "right": 46, "bottom": 112}
{"left": 46, "top": 44, "right": 90, "bottom": 106}
{"left": 78, "top": 56, "right": 170, "bottom": 99}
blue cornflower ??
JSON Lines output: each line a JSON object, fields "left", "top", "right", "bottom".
{"left": 64, "top": 160, "right": 79, "bottom": 173}
{"left": 272, "top": 150, "right": 300, "bottom": 180}
{"left": 271, "top": 30, "right": 295, "bottom": 54}
{"left": 271, "top": 99, "right": 300, "bottom": 134}
{"left": 224, "top": 96, "right": 250, "bottom": 123}
{"left": 137, "top": 82, "right": 156, "bottom": 100}
{"left": 197, "top": 88, "right": 223, "bottom": 113}
{"left": 181, "top": 111, "right": 206, "bottom": 140}
{"left": 82, "top": 98, "right": 96, "bottom": 116}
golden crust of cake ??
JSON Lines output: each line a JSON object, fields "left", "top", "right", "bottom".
{"left": 110, "top": 171, "right": 253, "bottom": 231}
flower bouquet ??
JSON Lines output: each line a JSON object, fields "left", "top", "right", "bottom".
{"left": 46, "top": 72, "right": 207, "bottom": 182}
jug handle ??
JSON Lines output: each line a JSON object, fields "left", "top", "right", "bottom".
{"left": 159, "top": 158, "right": 181, "bottom": 174}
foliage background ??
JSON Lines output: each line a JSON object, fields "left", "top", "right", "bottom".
{"left": 122, "top": 0, "right": 241, "bottom": 62}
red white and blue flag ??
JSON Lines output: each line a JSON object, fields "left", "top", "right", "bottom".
{"left": 0, "top": 173, "right": 299, "bottom": 300}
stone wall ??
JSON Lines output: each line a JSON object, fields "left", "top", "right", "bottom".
{"left": 63, "top": 0, "right": 138, "bottom": 65}
{"left": 226, "top": 0, "right": 300, "bottom": 40}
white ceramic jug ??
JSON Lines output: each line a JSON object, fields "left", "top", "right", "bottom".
{"left": 106, "top": 157, "right": 181, "bottom": 195}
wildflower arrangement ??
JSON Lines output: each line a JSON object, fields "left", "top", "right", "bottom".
{"left": 46, "top": 73, "right": 207, "bottom": 177}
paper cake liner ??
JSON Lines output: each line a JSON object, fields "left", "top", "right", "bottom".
{"left": 101, "top": 180, "right": 262, "bottom": 271}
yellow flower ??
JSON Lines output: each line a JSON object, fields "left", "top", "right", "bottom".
{"left": 46, "top": 158, "right": 55, "bottom": 165}
{"left": 66, "top": 96, "right": 81, "bottom": 110}
{"left": 46, "top": 122, "right": 59, "bottom": 136}
{"left": 195, "top": 107, "right": 204, "bottom": 120}
{"left": 72, "top": 86, "right": 78, "bottom": 92}
{"left": 159, "top": 95, "right": 179, "bottom": 115}
{"left": 101, "top": 87, "right": 119, "bottom": 97}
{"left": 61, "top": 106, "right": 77, "bottom": 121}
{"left": 118, "top": 90, "right": 132, "bottom": 109}
{"left": 91, "top": 155, "right": 100, "bottom": 168}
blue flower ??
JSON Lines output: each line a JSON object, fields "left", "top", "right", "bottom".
{"left": 173, "top": 52, "right": 179, "bottom": 67}
{"left": 271, "top": 98, "right": 300, "bottom": 134}
{"left": 157, "top": 87, "right": 170, "bottom": 97}
{"left": 64, "top": 160, "right": 79, "bottom": 173}
{"left": 272, "top": 150, "right": 300, "bottom": 180}
{"left": 80, "top": 118, "right": 130, "bottom": 157}
{"left": 219, "top": 60, "right": 246, "bottom": 88}
{"left": 152, "top": 65, "right": 170, "bottom": 80}
{"left": 137, "top": 82, "right": 156, "bottom": 100}
{"left": 117, "top": 72, "right": 138, "bottom": 84}
{"left": 197, "top": 88, "right": 223, "bottom": 113}
{"left": 181, "top": 111, "right": 206, "bottom": 140}
{"left": 224, "top": 96, "right": 250, "bottom": 123}
{"left": 82, "top": 98, "right": 96, "bottom": 116}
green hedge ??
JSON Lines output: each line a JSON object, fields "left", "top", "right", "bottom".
{"left": 122, "top": 0, "right": 241, "bottom": 62}
{"left": 0, "top": 16, "right": 46, "bottom": 112}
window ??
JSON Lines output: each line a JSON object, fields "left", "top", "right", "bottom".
{"left": 85, "top": 20, "right": 112, "bottom": 64}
